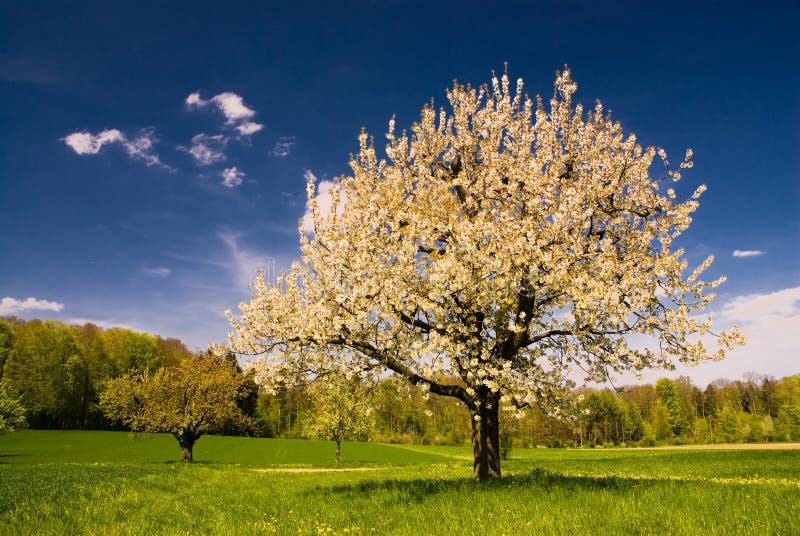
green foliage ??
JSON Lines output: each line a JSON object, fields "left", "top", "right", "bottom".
{"left": 101, "top": 328, "right": 158, "bottom": 375}
{"left": 576, "top": 390, "right": 644, "bottom": 446}
{"left": 650, "top": 400, "right": 673, "bottom": 441}
{"left": 302, "top": 374, "right": 374, "bottom": 462}
{"left": 498, "top": 411, "right": 518, "bottom": 459}
{"left": 369, "top": 378, "right": 471, "bottom": 446}
{"left": 776, "top": 404, "right": 800, "bottom": 441}
{"left": 254, "top": 383, "right": 310, "bottom": 438}
{"left": 0, "top": 318, "right": 197, "bottom": 430}
{"left": 248, "top": 372, "right": 800, "bottom": 449}
{"left": 1, "top": 317, "right": 798, "bottom": 451}
{"left": 1, "top": 320, "right": 81, "bottom": 428}
{"left": 100, "top": 354, "right": 253, "bottom": 460}
{"left": 655, "top": 378, "right": 685, "bottom": 436}
{"left": 0, "top": 384, "right": 26, "bottom": 434}
{"left": 691, "top": 417, "right": 712, "bottom": 444}
{"left": 0, "top": 319, "right": 13, "bottom": 382}
{"left": 715, "top": 406, "right": 744, "bottom": 443}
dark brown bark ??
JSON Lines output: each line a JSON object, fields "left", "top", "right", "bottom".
{"left": 471, "top": 391, "right": 501, "bottom": 481}
{"left": 176, "top": 432, "right": 196, "bottom": 462}
{"left": 335, "top": 438, "right": 341, "bottom": 464}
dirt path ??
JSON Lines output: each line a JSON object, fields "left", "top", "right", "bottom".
{"left": 607, "top": 443, "right": 800, "bottom": 451}
{"left": 253, "top": 467, "right": 379, "bottom": 473}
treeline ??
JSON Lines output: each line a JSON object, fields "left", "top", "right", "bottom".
{"left": 2, "top": 316, "right": 799, "bottom": 447}
{"left": 255, "top": 373, "right": 800, "bottom": 449}
{"left": 570, "top": 374, "right": 800, "bottom": 447}
{"left": 0, "top": 317, "right": 194, "bottom": 429}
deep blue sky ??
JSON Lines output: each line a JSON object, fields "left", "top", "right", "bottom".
{"left": 1, "top": 1, "right": 798, "bottom": 385}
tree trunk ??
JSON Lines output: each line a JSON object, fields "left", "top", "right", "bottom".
{"left": 177, "top": 437, "right": 194, "bottom": 462}
{"left": 471, "top": 393, "right": 501, "bottom": 481}
{"left": 335, "top": 438, "right": 341, "bottom": 464}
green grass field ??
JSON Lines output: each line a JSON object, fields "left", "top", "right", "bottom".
{"left": 1, "top": 431, "right": 798, "bottom": 535}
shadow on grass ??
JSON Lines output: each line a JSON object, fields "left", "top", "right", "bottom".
{"left": 0, "top": 454, "right": 31, "bottom": 464}
{"left": 312, "top": 468, "right": 659, "bottom": 502}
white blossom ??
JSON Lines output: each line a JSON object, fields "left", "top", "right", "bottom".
{"left": 225, "top": 68, "right": 743, "bottom": 434}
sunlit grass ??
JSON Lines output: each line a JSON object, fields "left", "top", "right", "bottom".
{"left": 1, "top": 431, "right": 798, "bottom": 535}
{"left": 0, "top": 430, "right": 452, "bottom": 466}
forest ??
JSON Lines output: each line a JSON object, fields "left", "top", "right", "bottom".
{"left": 1, "top": 316, "right": 799, "bottom": 449}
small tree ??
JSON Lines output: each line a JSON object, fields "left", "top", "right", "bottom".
{"left": 100, "top": 354, "right": 251, "bottom": 461}
{"left": 227, "top": 68, "right": 744, "bottom": 480}
{"left": 0, "top": 384, "right": 27, "bottom": 435}
{"left": 655, "top": 378, "right": 685, "bottom": 437}
{"left": 303, "top": 374, "right": 373, "bottom": 463}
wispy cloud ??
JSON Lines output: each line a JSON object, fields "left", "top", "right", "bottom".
{"left": 271, "top": 136, "right": 296, "bottom": 157}
{"left": 0, "top": 296, "right": 64, "bottom": 315}
{"left": 62, "top": 128, "right": 173, "bottom": 170}
{"left": 66, "top": 317, "right": 138, "bottom": 331}
{"left": 221, "top": 166, "right": 244, "bottom": 188}
{"left": 218, "top": 232, "right": 267, "bottom": 289}
{"left": 717, "top": 287, "right": 799, "bottom": 324}
{"left": 302, "top": 171, "right": 346, "bottom": 234}
{"left": 177, "top": 133, "right": 228, "bottom": 166}
{"left": 162, "top": 251, "right": 228, "bottom": 268}
{"left": 733, "top": 250, "right": 766, "bottom": 258}
{"left": 143, "top": 266, "right": 171, "bottom": 277}
{"left": 709, "top": 286, "right": 800, "bottom": 378}
{"left": 185, "top": 91, "right": 263, "bottom": 137}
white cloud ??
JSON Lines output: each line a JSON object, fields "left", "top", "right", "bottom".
{"left": 221, "top": 166, "right": 244, "bottom": 188}
{"left": 185, "top": 92, "right": 206, "bottom": 107}
{"left": 623, "top": 287, "right": 800, "bottom": 386}
{"left": 62, "top": 129, "right": 124, "bottom": 154}
{"left": 271, "top": 136, "right": 296, "bottom": 157}
{"left": 717, "top": 287, "right": 799, "bottom": 325}
{"left": 608, "top": 287, "right": 800, "bottom": 387}
{"left": 235, "top": 121, "right": 264, "bottom": 136}
{"left": 211, "top": 92, "right": 256, "bottom": 123}
{"left": 705, "top": 287, "right": 800, "bottom": 380}
{"left": 185, "top": 90, "right": 263, "bottom": 137}
{"left": 143, "top": 266, "right": 171, "bottom": 277}
{"left": 177, "top": 133, "right": 228, "bottom": 166}
{"left": 0, "top": 296, "right": 64, "bottom": 315}
{"left": 733, "top": 250, "right": 766, "bottom": 257}
{"left": 62, "top": 128, "right": 173, "bottom": 170}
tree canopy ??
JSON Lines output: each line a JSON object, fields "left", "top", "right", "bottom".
{"left": 100, "top": 353, "right": 252, "bottom": 461}
{"left": 0, "top": 384, "right": 26, "bottom": 435}
{"left": 226, "top": 68, "right": 744, "bottom": 480}
{"left": 302, "top": 374, "right": 374, "bottom": 463}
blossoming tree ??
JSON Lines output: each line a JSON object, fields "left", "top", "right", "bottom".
{"left": 226, "top": 69, "right": 743, "bottom": 480}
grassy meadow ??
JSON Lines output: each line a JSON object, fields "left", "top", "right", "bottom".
{"left": 1, "top": 431, "right": 798, "bottom": 535}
